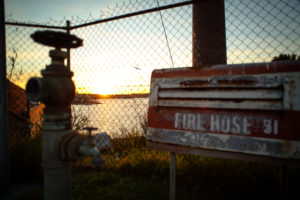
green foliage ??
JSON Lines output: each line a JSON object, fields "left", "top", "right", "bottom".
{"left": 111, "top": 133, "right": 146, "bottom": 153}
{"left": 13, "top": 113, "right": 300, "bottom": 199}
{"left": 102, "top": 149, "right": 280, "bottom": 199}
{"left": 176, "top": 155, "right": 280, "bottom": 199}
{"left": 110, "top": 113, "right": 147, "bottom": 153}
{"left": 71, "top": 127, "right": 286, "bottom": 199}
{"left": 71, "top": 171, "right": 194, "bottom": 200}
{"left": 8, "top": 130, "right": 42, "bottom": 184}
{"left": 71, "top": 146, "right": 291, "bottom": 200}
{"left": 69, "top": 118, "right": 300, "bottom": 199}
{"left": 272, "top": 53, "right": 300, "bottom": 62}
{"left": 103, "top": 148, "right": 169, "bottom": 178}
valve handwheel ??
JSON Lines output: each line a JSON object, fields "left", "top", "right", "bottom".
{"left": 31, "top": 30, "right": 83, "bottom": 49}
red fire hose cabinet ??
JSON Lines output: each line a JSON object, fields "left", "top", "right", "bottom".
{"left": 147, "top": 62, "right": 300, "bottom": 162}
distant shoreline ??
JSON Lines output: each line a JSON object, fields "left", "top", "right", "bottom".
{"left": 72, "top": 93, "right": 149, "bottom": 105}
{"left": 97, "top": 93, "right": 149, "bottom": 99}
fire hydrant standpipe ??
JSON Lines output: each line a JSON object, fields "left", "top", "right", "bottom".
{"left": 26, "top": 31, "right": 103, "bottom": 200}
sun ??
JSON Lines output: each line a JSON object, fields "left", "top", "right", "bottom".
{"left": 92, "top": 82, "right": 118, "bottom": 95}
{"left": 74, "top": 77, "right": 118, "bottom": 95}
{"left": 73, "top": 70, "right": 127, "bottom": 94}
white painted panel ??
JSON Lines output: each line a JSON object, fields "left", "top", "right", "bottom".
{"left": 283, "top": 75, "right": 300, "bottom": 111}
{"left": 149, "top": 84, "right": 159, "bottom": 107}
{"left": 147, "top": 127, "right": 300, "bottom": 159}
{"left": 158, "top": 99, "right": 282, "bottom": 110}
{"left": 155, "top": 74, "right": 282, "bottom": 89}
{"left": 159, "top": 89, "right": 282, "bottom": 99}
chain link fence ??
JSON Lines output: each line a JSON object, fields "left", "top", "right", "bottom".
{"left": 69, "top": 1, "right": 193, "bottom": 136}
{"left": 4, "top": 0, "right": 300, "bottom": 198}
{"left": 5, "top": 0, "right": 300, "bottom": 136}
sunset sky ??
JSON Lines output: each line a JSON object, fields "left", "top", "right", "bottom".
{"left": 5, "top": 0, "right": 192, "bottom": 94}
{"left": 4, "top": 0, "right": 300, "bottom": 95}
{"left": 5, "top": 0, "right": 119, "bottom": 23}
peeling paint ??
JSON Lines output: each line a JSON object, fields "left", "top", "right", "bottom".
{"left": 147, "top": 62, "right": 300, "bottom": 160}
{"left": 147, "top": 128, "right": 300, "bottom": 159}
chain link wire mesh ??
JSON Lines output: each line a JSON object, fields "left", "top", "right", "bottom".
{"left": 5, "top": 0, "right": 300, "bottom": 138}
{"left": 5, "top": 25, "right": 58, "bottom": 136}
{"left": 4, "top": 0, "right": 300, "bottom": 197}
{"left": 69, "top": 0, "right": 300, "bottom": 136}
{"left": 226, "top": 0, "right": 300, "bottom": 63}
{"left": 70, "top": 1, "right": 192, "bottom": 136}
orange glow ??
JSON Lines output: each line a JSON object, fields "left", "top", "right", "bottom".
{"left": 73, "top": 69, "right": 150, "bottom": 95}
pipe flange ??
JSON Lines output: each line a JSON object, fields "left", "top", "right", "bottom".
{"left": 55, "top": 131, "right": 85, "bottom": 161}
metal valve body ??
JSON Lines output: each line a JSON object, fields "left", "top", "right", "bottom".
{"left": 26, "top": 31, "right": 84, "bottom": 200}
{"left": 26, "top": 30, "right": 82, "bottom": 106}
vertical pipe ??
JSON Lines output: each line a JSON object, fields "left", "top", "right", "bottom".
{"left": 43, "top": 124, "right": 72, "bottom": 200}
{"left": 66, "top": 20, "right": 72, "bottom": 124}
{"left": 0, "top": 0, "right": 10, "bottom": 195}
{"left": 192, "top": 0, "right": 227, "bottom": 67}
{"left": 170, "top": 152, "right": 176, "bottom": 200}
{"left": 40, "top": 49, "right": 73, "bottom": 199}
{"left": 66, "top": 20, "right": 71, "bottom": 71}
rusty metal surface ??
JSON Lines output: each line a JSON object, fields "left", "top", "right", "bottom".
{"left": 192, "top": 0, "right": 226, "bottom": 66}
{"left": 147, "top": 62, "right": 300, "bottom": 160}
{"left": 25, "top": 30, "right": 84, "bottom": 200}
{"left": 26, "top": 40, "right": 76, "bottom": 106}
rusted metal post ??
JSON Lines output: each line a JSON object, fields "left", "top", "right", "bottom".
{"left": 66, "top": 20, "right": 71, "bottom": 71}
{"left": 33, "top": 48, "right": 75, "bottom": 200}
{"left": 170, "top": 152, "right": 176, "bottom": 200}
{"left": 26, "top": 31, "right": 81, "bottom": 200}
{"left": 26, "top": 31, "right": 105, "bottom": 200}
{"left": 66, "top": 20, "right": 72, "bottom": 121}
{"left": 192, "top": 0, "right": 227, "bottom": 66}
{"left": 280, "top": 164, "right": 288, "bottom": 200}
{"left": 0, "top": 0, "right": 10, "bottom": 195}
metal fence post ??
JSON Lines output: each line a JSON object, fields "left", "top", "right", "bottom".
{"left": 192, "top": 0, "right": 227, "bottom": 66}
{"left": 280, "top": 164, "right": 288, "bottom": 200}
{"left": 66, "top": 20, "right": 72, "bottom": 120}
{"left": 66, "top": 20, "right": 71, "bottom": 71}
{"left": 0, "top": 0, "right": 10, "bottom": 196}
{"left": 170, "top": 152, "right": 176, "bottom": 200}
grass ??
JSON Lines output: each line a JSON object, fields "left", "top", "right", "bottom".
{"left": 70, "top": 143, "right": 293, "bottom": 200}
{"left": 8, "top": 131, "right": 42, "bottom": 184}
{"left": 8, "top": 124, "right": 300, "bottom": 200}
{"left": 71, "top": 171, "right": 194, "bottom": 200}
{"left": 21, "top": 148, "right": 300, "bottom": 200}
